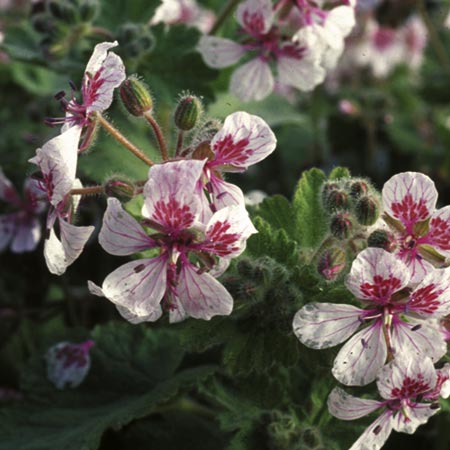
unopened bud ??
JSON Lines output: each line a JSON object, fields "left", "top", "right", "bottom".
{"left": 104, "top": 177, "right": 135, "bottom": 202}
{"left": 174, "top": 95, "right": 203, "bottom": 131}
{"left": 330, "top": 212, "right": 353, "bottom": 239}
{"left": 119, "top": 77, "right": 153, "bottom": 117}
{"left": 317, "top": 247, "right": 346, "bottom": 281}
{"left": 324, "top": 189, "right": 349, "bottom": 211}
{"left": 368, "top": 229, "right": 396, "bottom": 251}
{"left": 355, "top": 196, "right": 380, "bottom": 226}
{"left": 349, "top": 180, "right": 369, "bottom": 198}
{"left": 79, "top": 0, "right": 99, "bottom": 21}
{"left": 46, "top": 340, "right": 94, "bottom": 389}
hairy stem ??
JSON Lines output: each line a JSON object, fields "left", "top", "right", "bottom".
{"left": 210, "top": 0, "right": 242, "bottom": 35}
{"left": 144, "top": 112, "right": 169, "bottom": 160}
{"left": 70, "top": 185, "right": 104, "bottom": 196}
{"left": 97, "top": 114, "right": 155, "bottom": 166}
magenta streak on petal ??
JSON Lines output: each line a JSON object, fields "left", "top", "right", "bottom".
{"left": 390, "top": 193, "right": 430, "bottom": 232}
{"left": 242, "top": 10, "right": 267, "bottom": 36}
{"left": 427, "top": 216, "right": 450, "bottom": 251}
{"left": 152, "top": 197, "right": 195, "bottom": 233}
{"left": 360, "top": 275, "right": 403, "bottom": 303}
{"left": 408, "top": 284, "right": 444, "bottom": 315}
{"left": 197, "top": 220, "right": 240, "bottom": 257}
{"left": 212, "top": 135, "right": 251, "bottom": 166}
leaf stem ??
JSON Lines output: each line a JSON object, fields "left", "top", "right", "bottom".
{"left": 97, "top": 114, "right": 155, "bottom": 166}
{"left": 70, "top": 185, "right": 104, "bottom": 196}
{"left": 144, "top": 112, "right": 169, "bottom": 160}
{"left": 175, "top": 130, "right": 184, "bottom": 156}
{"left": 210, "top": 0, "right": 242, "bottom": 35}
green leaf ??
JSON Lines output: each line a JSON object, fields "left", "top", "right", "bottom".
{"left": 292, "top": 169, "right": 328, "bottom": 248}
{"left": 0, "top": 323, "right": 215, "bottom": 450}
{"left": 328, "top": 167, "right": 351, "bottom": 181}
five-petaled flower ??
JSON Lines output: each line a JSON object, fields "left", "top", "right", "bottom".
{"left": 0, "top": 168, "right": 46, "bottom": 253}
{"left": 293, "top": 247, "right": 450, "bottom": 386}
{"left": 381, "top": 171, "right": 450, "bottom": 282}
{"left": 89, "top": 159, "right": 257, "bottom": 323}
{"left": 328, "top": 355, "right": 450, "bottom": 450}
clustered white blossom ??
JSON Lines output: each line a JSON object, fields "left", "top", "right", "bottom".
{"left": 294, "top": 171, "right": 450, "bottom": 450}
{"left": 198, "top": 0, "right": 356, "bottom": 101}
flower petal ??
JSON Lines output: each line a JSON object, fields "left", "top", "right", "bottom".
{"left": 347, "top": 412, "right": 394, "bottom": 450}
{"left": 99, "top": 197, "right": 155, "bottom": 256}
{"left": 376, "top": 355, "right": 436, "bottom": 401}
{"left": 198, "top": 36, "right": 245, "bottom": 68}
{"left": 345, "top": 248, "right": 410, "bottom": 303}
{"left": 229, "top": 58, "right": 274, "bottom": 102}
{"left": 31, "top": 126, "right": 81, "bottom": 207}
{"left": 293, "top": 303, "right": 364, "bottom": 349}
{"left": 143, "top": 160, "right": 206, "bottom": 231}
{"left": 210, "top": 111, "right": 277, "bottom": 169}
{"left": 382, "top": 172, "right": 437, "bottom": 229}
{"left": 10, "top": 216, "right": 41, "bottom": 253}
{"left": 208, "top": 175, "right": 246, "bottom": 210}
{"left": 328, "top": 387, "right": 382, "bottom": 420}
{"left": 427, "top": 206, "right": 450, "bottom": 256}
{"left": 390, "top": 319, "right": 447, "bottom": 365}
{"left": 392, "top": 403, "right": 439, "bottom": 434}
{"left": 236, "top": 0, "right": 274, "bottom": 35}
{"left": 116, "top": 304, "right": 163, "bottom": 324}
{"left": 175, "top": 261, "right": 233, "bottom": 320}
{"left": 199, "top": 205, "right": 257, "bottom": 258}
{"left": 332, "top": 320, "right": 387, "bottom": 386}
{"left": 0, "top": 213, "right": 16, "bottom": 251}
{"left": 100, "top": 254, "right": 168, "bottom": 317}
{"left": 0, "top": 167, "right": 20, "bottom": 205}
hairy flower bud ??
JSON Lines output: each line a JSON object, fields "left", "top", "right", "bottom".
{"left": 324, "top": 189, "right": 349, "bottom": 211}
{"left": 174, "top": 95, "right": 203, "bottom": 131}
{"left": 104, "top": 177, "right": 135, "bottom": 202}
{"left": 46, "top": 340, "right": 94, "bottom": 389}
{"left": 79, "top": 0, "right": 99, "bottom": 22}
{"left": 330, "top": 212, "right": 353, "bottom": 239}
{"left": 349, "top": 180, "right": 369, "bottom": 198}
{"left": 368, "top": 229, "right": 396, "bottom": 251}
{"left": 119, "top": 77, "right": 153, "bottom": 117}
{"left": 317, "top": 247, "right": 346, "bottom": 280}
{"left": 355, "top": 195, "right": 380, "bottom": 226}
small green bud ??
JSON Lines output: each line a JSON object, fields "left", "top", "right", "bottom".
{"left": 58, "top": 2, "right": 78, "bottom": 24}
{"left": 324, "top": 189, "right": 349, "bottom": 211}
{"left": 174, "top": 95, "right": 203, "bottom": 131}
{"left": 368, "top": 229, "right": 396, "bottom": 251}
{"left": 79, "top": 0, "right": 99, "bottom": 22}
{"left": 349, "top": 180, "right": 369, "bottom": 198}
{"left": 355, "top": 195, "right": 380, "bottom": 226}
{"left": 119, "top": 77, "right": 153, "bottom": 117}
{"left": 321, "top": 181, "right": 339, "bottom": 203}
{"left": 104, "top": 177, "right": 135, "bottom": 202}
{"left": 330, "top": 212, "right": 353, "bottom": 240}
{"left": 317, "top": 247, "right": 346, "bottom": 281}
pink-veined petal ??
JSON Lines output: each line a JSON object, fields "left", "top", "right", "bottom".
{"left": 376, "top": 355, "right": 436, "bottom": 401}
{"left": 143, "top": 160, "right": 206, "bottom": 231}
{"left": 116, "top": 304, "right": 163, "bottom": 324}
{"left": 169, "top": 300, "right": 188, "bottom": 324}
{"left": 176, "top": 261, "right": 233, "bottom": 320}
{"left": 293, "top": 303, "right": 364, "bottom": 349}
{"left": 199, "top": 205, "right": 257, "bottom": 258}
{"left": 407, "top": 267, "right": 450, "bottom": 317}
{"left": 326, "top": 5, "right": 356, "bottom": 38}
{"left": 210, "top": 111, "right": 276, "bottom": 169}
{"left": 0, "top": 167, "right": 20, "bottom": 205}
{"left": 208, "top": 175, "right": 246, "bottom": 210}
{"left": 392, "top": 403, "right": 439, "bottom": 434}
{"left": 347, "top": 412, "right": 394, "bottom": 450}
{"left": 236, "top": 0, "right": 274, "bottom": 35}
{"left": 328, "top": 387, "right": 383, "bottom": 420}
{"left": 0, "top": 213, "right": 16, "bottom": 251}
{"left": 30, "top": 126, "right": 81, "bottom": 207}
{"left": 345, "top": 248, "right": 410, "bottom": 303}
{"left": 427, "top": 206, "right": 450, "bottom": 256}
{"left": 84, "top": 41, "right": 126, "bottom": 114}
{"left": 229, "top": 58, "right": 274, "bottom": 102}
{"left": 399, "top": 252, "right": 434, "bottom": 285}
{"left": 100, "top": 254, "right": 168, "bottom": 317}
{"left": 382, "top": 172, "right": 437, "bottom": 229}
{"left": 10, "top": 216, "right": 41, "bottom": 253}
{"left": 198, "top": 36, "right": 245, "bottom": 68}
{"left": 277, "top": 48, "right": 325, "bottom": 92}
{"left": 99, "top": 198, "right": 155, "bottom": 256}
{"left": 44, "top": 218, "right": 94, "bottom": 275}
{"left": 390, "top": 319, "right": 446, "bottom": 366}
{"left": 23, "top": 177, "right": 47, "bottom": 214}
{"left": 332, "top": 320, "right": 387, "bottom": 386}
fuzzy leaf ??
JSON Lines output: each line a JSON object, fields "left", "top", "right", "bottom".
{"left": 328, "top": 167, "right": 351, "bottom": 181}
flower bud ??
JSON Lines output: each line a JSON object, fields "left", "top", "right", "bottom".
{"left": 324, "top": 189, "right": 349, "bottom": 211}
{"left": 104, "top": 177, "right": 135, "bottom": 202}
{"left": 321, "top": 181, "right": 339, "bottom": 203}
{"left": 349, "top": 180, "right": 369, "bottom": 198}
{"left": 119, "top": 77, "right": 153, "bottom": 117}
{"left": 368, "top": 229, "right": 396, "bottom": 251}
{"left": 317, "top": 247, "right": 346, "bottom": 280}
{"left": 79, "top": 0, "right": 99, "bottom": 22}
{"left": 174, "top": 95, "right": 203, "bottom": 131}
{"left": 355, "top": 195, "right": 380, "bottom": 226}
{"left": 330, "top": 212, "right": 353, "bottom": 239}
{"left": 46, "top": 340, "right": 94, "bottom": 389}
